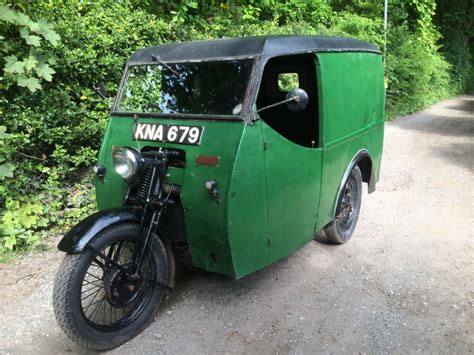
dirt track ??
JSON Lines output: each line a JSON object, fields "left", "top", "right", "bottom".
{"left": 0, "top": 95, "right": 473, "bottom": 354}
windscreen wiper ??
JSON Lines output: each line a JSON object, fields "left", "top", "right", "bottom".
{"left": 151, "top": 54, "right": 179, "bottom": 75}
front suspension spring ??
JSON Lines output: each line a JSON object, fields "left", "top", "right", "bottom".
{"left": 137, "top": 165, "right": 154, "bottom": 201}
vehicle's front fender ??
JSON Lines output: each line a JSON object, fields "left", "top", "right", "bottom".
{"left": 57, "top": 208, "right": 141, "bottom": 253}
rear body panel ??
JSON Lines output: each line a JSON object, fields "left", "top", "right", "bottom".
{"left": 315, "top": 52, "right": 385, "bottom": 229}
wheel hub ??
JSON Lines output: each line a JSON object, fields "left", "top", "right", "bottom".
{"left": 337, "top": 184, "right": 355, "bottom": 229}
{"left": 105, "top": 268, "right": 143, "bottom": 308}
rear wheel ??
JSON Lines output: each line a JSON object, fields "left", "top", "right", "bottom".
{"left": 53, "top": 223, "right": 168, "bottom": 350}
{"left": 324, "top": 166, "right": 362, "bottom": 244}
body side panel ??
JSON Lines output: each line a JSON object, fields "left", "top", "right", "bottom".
{"left": 261, "top": 121, "right": 323, "bottom": 264}
{"left": 227, "top": 121, "right": 269, "bottom": 278}
{"left": 315, "top": 52, "right": 385, "bottom": 230}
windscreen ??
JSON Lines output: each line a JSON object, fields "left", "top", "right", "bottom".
{"left": 116, "top": 59, "right": 254, "bottom": 116}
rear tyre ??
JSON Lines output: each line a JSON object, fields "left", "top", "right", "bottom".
{"left": 324, "top": 166, "right": 362, "bottom": 244}
{"left": 53, "top": 223, "right": 168, "bottom": 350}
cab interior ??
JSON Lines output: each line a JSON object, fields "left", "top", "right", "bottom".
{"left": 256, "top": 53, "right": 320, "bottom": 148}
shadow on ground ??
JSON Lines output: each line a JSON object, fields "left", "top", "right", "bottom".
{"left": 391, "top": 94, "right": 474, "bottom": 171}
{"left": 392, "top": 95, "right": 473, "bottom": 137}
{"left": 435, "top": 142, "right": 474, "bottom": 171}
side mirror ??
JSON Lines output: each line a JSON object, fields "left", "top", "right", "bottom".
{"left": 256, "top": 87, "right": 309, "bottom": 114}
{"left": 286, "top": 88, "right": 309, "bottom": 112}
{"left": 95, "top": 82, "right": 108, "bottom": 99}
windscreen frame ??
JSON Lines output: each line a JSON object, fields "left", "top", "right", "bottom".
{"left": 112, "top": 56, "right": 258, "bottom": 121}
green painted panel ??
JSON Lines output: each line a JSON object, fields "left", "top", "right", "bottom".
{"left": 317, "top": 52, "right": 384, "bottom": 147}
{"left": 316, "top": 126, "right": 384, "bottom": 230}
{"left": 315, "top": 52, "right": 385, "bottom": 230}
{"left": 166, "top": 166, "right": 185, "bottom": 186}
{"left": 261, "top": 121, "right": 323, "bottom": 264}
{"left": 95, "top": 115, "right": 245, "bottom": 277}
{"left": 227, "top": 121, "right": 268, "bottom": 278}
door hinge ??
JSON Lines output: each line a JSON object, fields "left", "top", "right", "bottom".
{"left": 263, "top": 141, "right": 268, "bottom": 151}
{"left": 267, "top": 237, "right": 272, "bottom": 247}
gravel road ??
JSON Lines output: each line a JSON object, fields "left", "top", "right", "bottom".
{"left": 1, "top": 95, "right": 473, "bottom": 354}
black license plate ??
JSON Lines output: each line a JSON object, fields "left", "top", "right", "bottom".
{"left": 133, "top": 123, "right": 204, "bottom": 145}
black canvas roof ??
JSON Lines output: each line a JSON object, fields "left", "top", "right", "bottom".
{"left": 129, "top": 35, "right": 381, "bottom": 63}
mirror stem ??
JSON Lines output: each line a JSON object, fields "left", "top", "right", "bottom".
{"left": 256, "top": 96, "right": 297, "bottom": 113}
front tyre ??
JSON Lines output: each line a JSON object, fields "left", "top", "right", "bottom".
{"left": 53, "top": 223, "right": 168, "bottom": 351}
{"left": 324, "top": 166, "right": 363, "bottom": 244}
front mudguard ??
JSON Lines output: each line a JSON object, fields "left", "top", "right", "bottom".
{"left": 58, "top": 207, "right": 176, "bottom": 290}
{"left": 57, "top": 208, "right": 141, "bottom": 253}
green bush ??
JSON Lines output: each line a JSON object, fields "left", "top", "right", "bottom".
{"left": 386, "top": 30, "right": 452, "bottom": 116}
{"left": 434, "top": 0, "right": 473, "bottom": 93}
{"left": 0, "top": 0, "right": 170, "bottom": 254}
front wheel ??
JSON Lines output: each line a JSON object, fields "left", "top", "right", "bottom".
{"left": 324, "top": 165, "right": 363, "bottom": 244}
{"left": 53, "top": 223, "right": 168, "bottom": 350}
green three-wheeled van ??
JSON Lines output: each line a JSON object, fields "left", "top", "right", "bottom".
{"left": 53, "top": 35, "right": 385, "bottom": 350}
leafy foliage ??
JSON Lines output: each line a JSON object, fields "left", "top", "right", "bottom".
{"left": 0, "top": 4, "right": 59, "bottom": 92}
{"left": 0, "top": 0, "right": 169, "bottom": 254}
{"left": 0, "top": 0, "right": 472, "bottom": 256}
{"left": 0, "top": 126, "right": 14, "bottom": 179}
{"left": 434, "top": 0, "right": 473, "bottom": 93}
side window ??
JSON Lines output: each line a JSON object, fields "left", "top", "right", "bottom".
{"left": 278, "top": 73, "right": 299, "bottom": 92}
{"left": 256, "top": 54, "right": 320, "bottom": 148}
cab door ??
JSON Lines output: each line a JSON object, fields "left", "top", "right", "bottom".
{"left": 256, "top": 53, "right": 323, "bottom": 263}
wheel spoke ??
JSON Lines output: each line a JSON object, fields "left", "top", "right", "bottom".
{"left": 98, "top": 250, "right": 128, "bottom": 273}
{"left": 90, "top": 297, "right": 104, "bottom": 324}
{"left": 82, "top": 286, "right": 102, "bottom": 302}
{"left": 83, "top": 292, "right": 105, "bottom": 312}
{"left": 107, "top": 243, "right": 115, "bottom": 259}
{"left": 84, "top": 281, "right": 104, "bottom": 306}
{"left": 102, "top": 296, "right": 108, "bottom": 325}
{"left": 83, "top": 278, "right": 103, "bottom": 288}
{"left": 82, "top": 286, "right": 101, "bottom": 300}
{"left": 85, "top": 271, "right": 103, "bottom": 282}
{"left": 88, "top": 294, "right": 106, "bottom": 321}
{"left": 92, "top": 257, "right": 105, "bottom": 268}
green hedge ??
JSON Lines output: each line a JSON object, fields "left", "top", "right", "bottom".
{"left": 0, "top": 0, "right": 472, "bottom": 256}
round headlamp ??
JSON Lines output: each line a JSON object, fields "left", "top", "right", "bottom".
{"left": 112, "top": 147, "right": 142, "bottom": 179}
